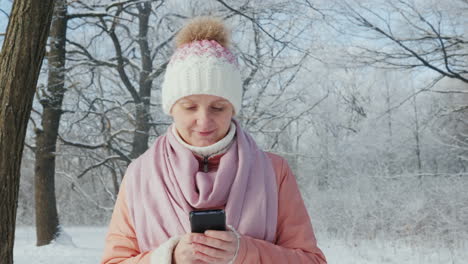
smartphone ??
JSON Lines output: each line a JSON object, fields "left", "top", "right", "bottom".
{"left": 190, "top": 209, "right": 226, "bottom": 233}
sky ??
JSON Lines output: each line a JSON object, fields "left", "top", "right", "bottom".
{"left": 0, "top": 0, "right": 12, "bottom": 47}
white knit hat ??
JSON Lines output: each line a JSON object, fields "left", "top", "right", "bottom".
{"left": 161, "top": 17, "right": 242, "bottom": 115}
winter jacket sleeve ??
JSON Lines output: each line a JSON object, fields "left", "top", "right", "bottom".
{"left": 101, "top": 178, "right": 181, "bottom": 264}
{"left": 232, "top": 153, "right": 327, "bottom": 264}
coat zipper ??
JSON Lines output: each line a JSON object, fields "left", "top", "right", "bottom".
{"left": 203, "top": 156, "right": 209, "bottom": 172}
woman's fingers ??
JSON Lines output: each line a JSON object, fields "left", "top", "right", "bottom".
{"left": 191, "top": 233, "right": 233, "bottom": 251}
{"left": 174, "top": 233, "right": 213, "bottom": 264}
{"left": 204, "top": 230, "right": 235, "bottom": 242}
{"left": 190, "top": 231, "right": 238, "bottom": 263}
{"left": 193, "top": 242, "right": 227, "bottom": 260}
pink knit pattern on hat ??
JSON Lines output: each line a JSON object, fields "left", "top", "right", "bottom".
{"left": 170, "top": 40, "right": 238, "bottom": 67}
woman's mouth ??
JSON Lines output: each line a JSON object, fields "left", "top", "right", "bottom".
{"left": 198, "top": 130, "right": 214, "bottom": 136}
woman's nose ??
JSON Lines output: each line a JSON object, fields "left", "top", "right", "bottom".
{"left": 195, "top": 109, "right": 213, "bottom": 127}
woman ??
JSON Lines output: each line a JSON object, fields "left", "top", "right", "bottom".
{"left": 101, "top": 16, "right": 327, "bottom": 264}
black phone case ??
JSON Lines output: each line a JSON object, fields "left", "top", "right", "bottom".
{"left": 190, "top": 209, "right": 226, "bottom": 233}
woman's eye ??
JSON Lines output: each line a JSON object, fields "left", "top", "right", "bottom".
{"left": 184, "top": 106, "right": 196, "bottom": 110}
{"left": 211, "top": 106, "right": 224, "bottom": 111}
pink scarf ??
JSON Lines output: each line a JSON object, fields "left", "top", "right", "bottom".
{"left": 125, "top": 119, "right": 278, "bottom": 252}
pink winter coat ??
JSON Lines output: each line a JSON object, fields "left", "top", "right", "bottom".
{"left": 101, "top": 152, "right": 327, "bottom": 263}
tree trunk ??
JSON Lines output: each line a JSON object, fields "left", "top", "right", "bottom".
{"left": 130, "top": 2, "right": 153, "bottom": 159}
{"left": 34, "top": 0, "right": 67, "bottom": 246}
{"left": 412, "top": 92, "right": 422, "bottom": 175}
{"left": 0, "top": 0, "right": 55, "bottom": 262}
{"left": 384, "top": 72, "right": 396, "bottom": 174}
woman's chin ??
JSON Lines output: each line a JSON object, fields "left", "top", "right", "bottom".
{"left": 190, "top": 137, "right": 218, "bottom": 147}
{"left": 188, "top": 132, "right": 220, "bottom": 147}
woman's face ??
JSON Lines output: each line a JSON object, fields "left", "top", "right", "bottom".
{"left": 170, "top": 94, "right": 234, "bottom": 147}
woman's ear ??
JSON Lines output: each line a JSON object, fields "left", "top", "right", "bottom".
{"left": 230, "top": 103, "right": 236, "bottom": 116}
{"left": 169, "top": 105, "right": 175, "bottom": 117}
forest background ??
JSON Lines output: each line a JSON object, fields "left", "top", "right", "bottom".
{"left": 0, "top": 0, "right": 467, "bottom": 262}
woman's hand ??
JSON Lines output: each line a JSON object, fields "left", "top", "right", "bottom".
{"left": 173, "top": 233, "right": 207, "bottom": 264}
{"left": 191, "top": 230, "right": 238, "bottom": 264}
{"left": 173, "top": 230, "right": 238, "bottom": 264}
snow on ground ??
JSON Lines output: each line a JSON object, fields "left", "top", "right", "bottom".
{"left": 14, "top": 226, "right": 106, "bottom": 264}
{"left": 320, "top": 238, "right": 467, "bottom": 264}
{"left": 14, "top": 226, "right": 468, "bottom": 264}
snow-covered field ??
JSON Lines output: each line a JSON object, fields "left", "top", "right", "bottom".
{"left": 14, "top": 226, "right": 468, "bottom": 263}
{"left": 14, "top": 226, "right": 106, "bottom": 264}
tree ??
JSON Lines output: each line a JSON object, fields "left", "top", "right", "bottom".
{"left": 0, "top": 0, "right": 55, "bottom": 262}
{"left": 301, "top": 0, "right": 468, "bottom": 175}
{"left": 321, "top": 0, "right": 467, "bottom": 84}
{"left": 99, "top": 1, "right": 165, "bottom": 159}
{"left": 59, "top": 0, "right": 173, "bottom": 202}
{"left": 34, "top": 0, "right": 67, "bottom": 246}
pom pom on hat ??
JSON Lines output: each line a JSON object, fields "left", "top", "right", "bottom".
{"left": 162, "top": 16, "right": 242, "bottom": 115}
{"left": 175, "top": 16, "right": 230, "bottom": 49}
